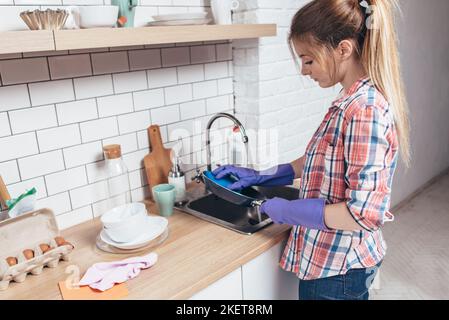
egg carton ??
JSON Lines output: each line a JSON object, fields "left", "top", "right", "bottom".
{"left": 0, "top": 208, "right": 74, "bottom": 291}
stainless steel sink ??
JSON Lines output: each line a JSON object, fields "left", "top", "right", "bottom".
{"left": 176, "top": 186, "right": 300, "bottom": 235}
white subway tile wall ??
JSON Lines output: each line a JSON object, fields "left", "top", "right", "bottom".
{"left": 18, "top": 150, "right": 65, "bottom": 180}
{"left": 29, "top": 79, "right": 75, "bottom": 106}
{"left": 37, "top": 124, "right": 82, "bottom": 152}
{"left": 118, "top": 110, "right": 151, "bottom": 134}
{"left": 0, "top": 0, "right": 336, "bottom": 231}
{"left": 9, "top": 105, "right": 58, "bottom": 134}
{"left": 74, "top": 75, "right": 114, "bottom": 100}
{"left": 0, "top": 112, "right": 11, "bottom": 137}
{"left": 0, "top": 160, "right": 20, "bottom": 185}
{"left": 0, "top": 0, "right": 234, "bottom": 228}
{"left": 0, "top": 85, "right": 31, "bottom": 112}
{"left": 233, "top": 0, "right": 340, "bottom": 170}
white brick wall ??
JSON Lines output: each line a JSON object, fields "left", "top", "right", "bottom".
{"left": 0, "top": 85, "right": 31, "bottom": 112}
{"left": 0, "top": 0, "right": 235, "bottom": 228}
{"left": 29, "top": 79, "right": 75, "bottom": 106}
{"left": 234, "top": 0, "right": 338, "bottom": 168}
{"left": 0, "top": 0, "right": 341, "bottom": 231}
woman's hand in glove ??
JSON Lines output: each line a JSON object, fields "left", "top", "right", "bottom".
{"left": 212, "top": 164, "right": 295, "bottom": 191}
{"left": 260, "top": 197, "right": 330, "bottom": 231}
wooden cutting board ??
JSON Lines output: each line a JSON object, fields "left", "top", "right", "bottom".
{"left": 0, "top": 175, "right": 11, "bottom": 209}
{"left": 144, "top": 125, "right": 173, "bottom": 201}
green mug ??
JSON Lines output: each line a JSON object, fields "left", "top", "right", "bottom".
{"left": 152, "top": 184, "right": 176, "bottom": 217}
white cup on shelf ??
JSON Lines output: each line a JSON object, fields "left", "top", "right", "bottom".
{"left": 211, "top": 0, "right": 240, "bottom": 25}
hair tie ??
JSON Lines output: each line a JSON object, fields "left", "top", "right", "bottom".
{"left": 359, "top": 1, "right": 372, "bottom": 15}
{"left": 358, "top": 0, "right": 371, "bottom": 47}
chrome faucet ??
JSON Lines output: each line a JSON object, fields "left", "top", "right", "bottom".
{"left": 206, "top": 113, "right": 249, "bottom": 172}
{"left": 191, "top": 113, "right": 249, "bottom": 184}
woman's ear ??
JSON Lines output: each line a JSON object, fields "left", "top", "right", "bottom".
{"left": 336, "top": 40, "right": 355, "bottom": 61}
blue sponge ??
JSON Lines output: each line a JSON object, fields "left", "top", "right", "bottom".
{"left": 204, "top": 171, "right": 236, "bottom": 189}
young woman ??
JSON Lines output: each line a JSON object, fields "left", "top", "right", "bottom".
{"left": 212, "top": 0, "right": 410, "bottom": 300}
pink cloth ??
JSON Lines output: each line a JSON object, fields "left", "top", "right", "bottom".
{"left": 79, "top": 252, "right": 158, "bottom": 291}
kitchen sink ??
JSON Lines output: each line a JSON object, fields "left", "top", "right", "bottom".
{"left": 176, "top": 186, "right": 300, "bottom": 235}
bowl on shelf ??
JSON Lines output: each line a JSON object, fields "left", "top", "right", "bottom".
{"left": 20, "top": 9, "right": 68, "bottom": 31}
{"left": 78, "top": 5, "right": 119, "bottom": 28}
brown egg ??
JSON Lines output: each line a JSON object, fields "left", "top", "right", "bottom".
{"left": 54, "top": 236, "right": 66, "bottom": 246}
{"left": 39, "top": 243, "right": 51, "bottom": 253}
{"left": 6, "top": 257, "right": 17, "bottom": 266}
{"left": 62, "top": 241, "right": 74, "bottom": 249}
{"left": 23, "top": 249, "right": 34, "bottom": 260}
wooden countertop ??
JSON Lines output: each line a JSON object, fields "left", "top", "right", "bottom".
{"left": 0, "top": 185, "right": 291, "bottom": 300}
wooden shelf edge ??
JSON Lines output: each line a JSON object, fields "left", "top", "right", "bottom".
{"left": 0, "top": 30, "right": 55, "bottom": 55}
{"left": 0, "top": 24, "right": 276, "bottom": 55}
{"left": 54, "top": 24, "right": 276, "bottom": 51}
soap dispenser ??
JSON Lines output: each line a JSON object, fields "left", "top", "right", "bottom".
{"left": 168, "top": 154, "right": 187, "bottom": 206}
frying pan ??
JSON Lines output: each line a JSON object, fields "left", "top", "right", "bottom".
{"left": 202, "top": 171, "right": 266, "bottom": 208}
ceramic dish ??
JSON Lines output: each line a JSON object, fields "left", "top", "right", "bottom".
{"left": 95, "top": 226, "right": 168, "bottom": 255}
{"left": 100, "top": 216, "right": 168, "bottom": 250}
{"left": 147, "top": 18, "right": 212, "bottom": 26}
{"left": 101, "top": 202, "right": 146, "bottom": 229}
{"left": 152, "top": 12, "right": 208, "bottom": 21}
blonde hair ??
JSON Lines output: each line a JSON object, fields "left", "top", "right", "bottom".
{"left": 289, "top": 0, "right": 411, "bottom": 167}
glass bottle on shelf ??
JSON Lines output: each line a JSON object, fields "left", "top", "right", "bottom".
{"left": 103, "top": 144, "right": 131, "bottom": 210}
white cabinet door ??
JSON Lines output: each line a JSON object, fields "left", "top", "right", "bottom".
{"left": 189, "top": 267, "right": 243, "bottom": 300}
{"left": 241, "top": 241, "right": 299, "bottom": 300}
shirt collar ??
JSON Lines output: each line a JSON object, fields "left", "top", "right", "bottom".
{"left": 330, "top": 76, "right": 371, "bottom": 109}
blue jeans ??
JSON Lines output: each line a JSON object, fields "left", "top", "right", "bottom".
{"left": 298, "top": 262, "right": 382, "bottom": 300}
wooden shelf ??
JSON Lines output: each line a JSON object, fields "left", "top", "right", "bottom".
{"left": 0, "top": 30, "right": 55, "bottom": 55}
{"left": 0, "top": 24, "right": 276, "bottom": 55}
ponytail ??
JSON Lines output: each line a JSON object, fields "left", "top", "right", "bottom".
{"left": 289, "top": 0, "right": 411, "bottom": 167}
{"left": 361, "top": 0, "right": 411, "bottom": 167}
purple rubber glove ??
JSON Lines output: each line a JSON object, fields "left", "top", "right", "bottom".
{"left": 212, "top": 164, "right": 295, "bottom": 191}
{"left": 260, "top": 197, "right": 330, "bottom": 231}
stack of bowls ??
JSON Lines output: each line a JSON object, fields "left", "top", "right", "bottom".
{"left": 99, "top": 203, "right": 167, "bottom": 250}
{"left": 101, "top": 203, "right": 148, "bottom": 244}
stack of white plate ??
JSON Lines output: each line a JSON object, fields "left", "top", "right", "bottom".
{"left": 99, "top": 203, "right": 168, "bottom": 251}
{"left": 100, "top": 215, "right": 168, "bottom": 250}
{"left": 148, "top": 12, "right": 211, "bottom": 26}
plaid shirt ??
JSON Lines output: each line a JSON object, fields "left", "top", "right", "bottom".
{"left": 280, "top": 77, "right": 399, "bottom": 280}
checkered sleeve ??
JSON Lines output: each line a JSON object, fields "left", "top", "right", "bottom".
{"left": 344, "top": 105, "right": 393, "bottom": 232}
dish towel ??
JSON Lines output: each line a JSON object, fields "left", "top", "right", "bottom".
{"left": 79, "top": 252, "right": 158, "bottom": 291}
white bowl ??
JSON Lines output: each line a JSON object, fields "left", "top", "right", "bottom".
{"left": 78, "top": 5, "right": 118, "bottom": 28}
{"left": 101, "top": 202, "right": 146, "bottom": 229}
{"left": 100, "top": 216, "right": 168, "bottom": 249}
{"left": 101, "top": 203, "right": 148, "bottom": 243}
{"left": 103, "top": 214, "right": 148, "bottom": 243}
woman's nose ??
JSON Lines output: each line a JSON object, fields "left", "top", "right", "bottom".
{"left": 301, "top": 64, "right": 310, "bottom": 76}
